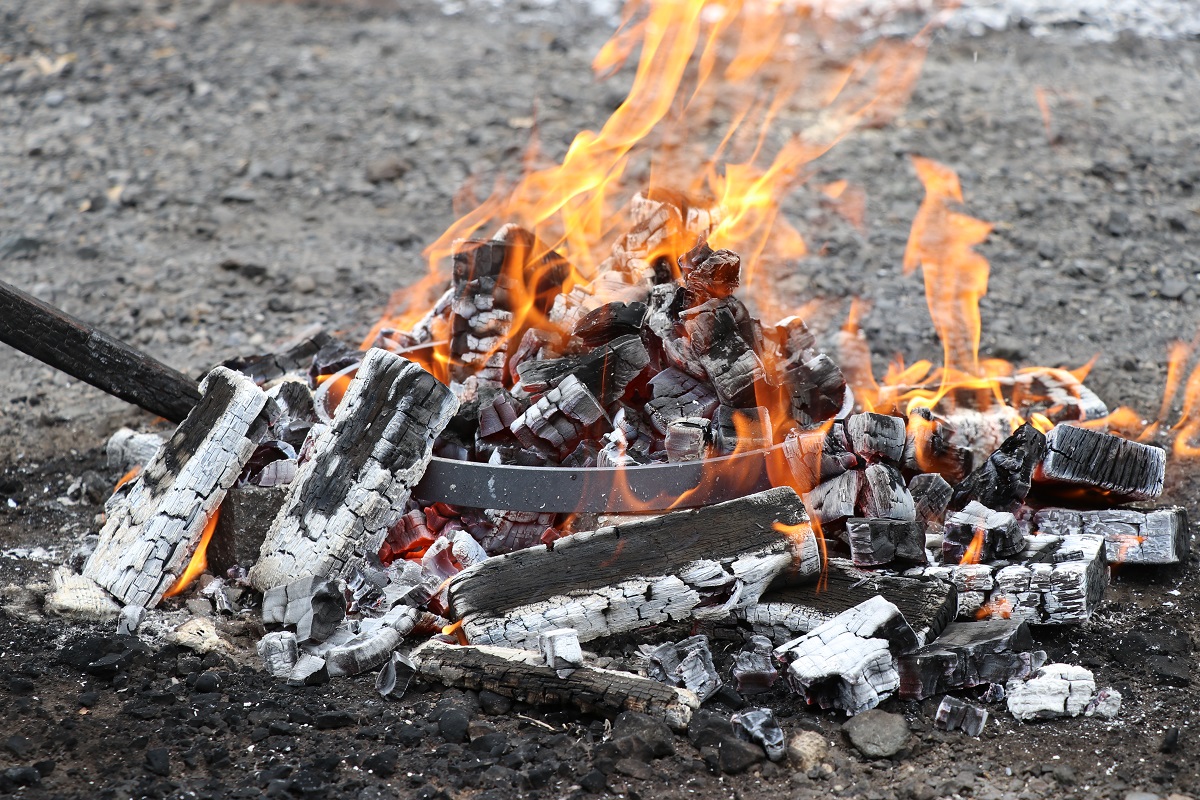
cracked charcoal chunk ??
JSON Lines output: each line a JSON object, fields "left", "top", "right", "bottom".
{"left": 84, "top": 367, "right": 270, "bottom": 608}
{"left": 942, "top": 501, "right": 1023, "bottom": 563}
{"left": 950, "top": 423, "right": 1046, "bottom": 512}
{"left": 844, "top": 413, "right": 906, "bottom": 463}
{"left": 1034, "top": 424, "right": 1165, "bottom": 500}
{"left": 250, "top": 348, "right": 458, "bottom": 591}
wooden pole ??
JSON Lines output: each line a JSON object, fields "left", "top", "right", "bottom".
{"left": 0, "top": 279, "right": 201, "bottom": 422}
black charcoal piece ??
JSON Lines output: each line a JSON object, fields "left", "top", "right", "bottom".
{"left": 711, "top": 406, "right": 772, "bottom": 456}
{"left": 731, "top": 707, "right": 785, "bottom": 761}
{"left": 782, "top": 353, "right": 848, "bottom": 428}
{"left": 909, "top": 473, "right": 952, "bottom": 531}
{"left": 942, "top": 501, "right": 1022, "bottom": 564}
{"left": 950, "top": 423, "right": 1046, "bottom": 512}
{"left": 782, "top": 423, "right": 858, "bottom": 491}
{"left": 731, "top": 636, "right": 779, "bottom": 695}
{"left": 897, "top": 619, "right": 1045, "bottom": 700}
{"left": 803, "top": 469, "right": 862, "bottom": 526}
{"left": 859, "top": 463, "right": 916, "bottom": 521}
{"left": 934, "top": 696, "right": 989, "bottom": 736}
{"left": 1035, "top": 424, "right": 1165, "bottom": 501}
{"left": 903, "top": 407, "right": 973, "bottom": 483}
{"left": 846, "top": 518, "right": 926, "bottom": 567}
{"left": 572, "top": 302, "right": 648, "bottom": 347}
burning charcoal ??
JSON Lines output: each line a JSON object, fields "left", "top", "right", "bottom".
{"left": 598, "top": 406, "right": 656, "bottom": 466}
{"left": 731, "top": 636, "right": 778, "bottom": 695}
{"left": 665, "top": 417, "right": 710, "bottom": 462}
{"left": 909, "top": 473, "right": 952, "bottom": 534}
{"left": 1084, "top": 687, "right": 1122, "bottom": 720}
{"left": 517, "top": 334, "right": 649, "bottom": 406}
{"left": 572, "top": 301, "right": 648, "bottom": 347}
{"left": 507, "top": 328, "right": 564, "bottom": 381}
{"left": 1006, "top": 663, "right": 1096, "bottom": 721}
{"left": 681, "top": 299, "right": 765, "bottom": 406}
{"left": 116, "top": 604, "right": 145, "bottom": 636}
{"left": 846, "top": 519, "right": 926, "bottom": 567}
{"left": 473, "top": 508, "right": 557, "bottom": 555}
{"left": 860, "top": 463, "right": 916, "bottom": 521}
{"left": 740, "top": 559, "right": 957, "bottom": 647}
{"left": 1034, "top": 424, "right": 1165, "bottom": 501}
{"left": 540, "top": 628, "right": 584, "bottom": 675}
{"left": 448, "top": 487, "right": 821, "bottom": 649}
{"left": 731, "top": 707, "right": 785, "bottom": 761}
{"left": 560, "top": 441, "right": 600, "bottom": 468}
{"left": 1010, "top": 368, "right": 1108, "bottom": 425}
{"left": 43, "top": 567, "right": 121, "bottom": 622}
{"left": 935, "top": 696, "right": 989, "bottom": 736}
{"left": 494, "top": 224, "right": 572, "bottom": 315}
{"left": 845, "top": 413, "right": 906, "bottom": 463}
{"left": 942, "top": 501, "right": 1022, "bottom": 564}
{"left": 903, "top": 407, "right": 974, "bottom": 483}
{"left": 413, "top": 639, "right": 699, "bottom": 731}
{"left": 803, "top": 469, "right": 862, "bottom": 527}
{"left": 376, "top": 651, "right": 416, "bottom": 699}
{"left": 897, "top": 620, "right": 1046, "bottom": 700}
{"left": 679, "top": 239, "right": 741, "bottom": 302}
{"left": 380, "top": 508, "right": 436, "bottom": 563}
{"left": 782, "top": 353, "right": 849, "bottom": 429}
{"left": 950, "top": 423, "right": 1046, "bottom": 512}
{"left": 509, "top": 374, "right": 607, "bottom": 458}
{"left": 1036, "top": 506, "right": 1189, "bottom": 565}
{"left": 421, "top": 531, "right": 488, "bottom": 580}
{"left": 782, "top": 423, "right": 858, "bottom": 491}
{"left": 105, "top": 427, "right": 166, "bottom": 471}
{"left": 250, "top": 349, "right": 458, "bottom": 591}
{"left": 645, "top": 368, "right": 720, "bottom": 434}
{"left": 774, "top": 596, "right": 916, "bottom": 715}
{"left": 287, "top": 654, "right": 329, "bottom": 687}
{"left": 711, "top": 406, "right": 771, "bottom": 456}
{"left": 257, "top": 631, "right": 300, "bottom": 678}
{"left": 477, "top": 391, "right": 523, "bottom": 439}
{"left": 220, "top": 326, "right": 339, "bottom": 385}
{"left": 85, "top": 367, "right": 271, "bottom": 608}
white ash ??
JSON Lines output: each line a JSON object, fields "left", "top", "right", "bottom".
{"left": 1006, "top": 663, "right": 1100, "bottom": 721}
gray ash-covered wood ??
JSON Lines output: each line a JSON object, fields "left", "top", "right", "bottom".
{"left": 934, "top": 696, "right": 989, "bottom": 736}
{"left": 909, "top": 473, "right": 952, "bottom": 533}
{"left": 447, "top": 487, "right": 821, "bottom": 649}
{"left": 0, "top": 278, "right": 203, "bottom": 423}
{"left": 680, "top": 297, "right": 765, "bottom": 406}
{"left": 665, "top": 417, "right": 710, "bottom": 462}
{"left": 516, "top": 334, "right": 649, "bottom": 405}
{"left": 942, "top": 501, "right": 1023, "bottom": 564}
{"left": 738, "top": 558, "right": 956, "bottom": 646}
{"left": 509, "top": 374, "right": 607, "bottom": 459}
{"left": 802, "top": 468, "right": 861, "bottom": 526}
{"left": 950, "top": 423, "right": 1046, "bottom": 512}
{"left": 1034, "top": 506, "right": 1189, "bottom": 565}
{"left": 846, "top": 518, "right": 926, "bottom": 567}
{"left": 782, "top": 423, "right": 858, "bottom": 492}
{"left": 83, "top": 367, "right": 269, "bottom": 607}
{"left": 903, "top": 407, "right": 973, "bottom": 482}
{"left": 572, "top": 301, "right": 648, "bottom": 347}
{"left": 249, "top": 348, "right": 458, "bottom": 591}
{"left": 1010, "top": 368, "right": 1108, "bottom": 425}
{"left": 781, "top": 353, "right": 848, "bottom": 428}
{"left": 645, "top": 368, "right": 719, "bottom": 435}
{"left": 413, "top": 640, "right": 699, "bottom": 731}
{"left": 859, "top": 463, "right": 916, "bottom": 521}
{"left": 845, "top": 413, "right": 906, "bottom": 463}
{"left": 897, "top": 619, "right": 1046, "bottom": 700}
{"left": 711, "top": 406, "right": 771, "bottom": 456}
{"left": 1034, "top": 424, "right": 1166, "bottom": 501}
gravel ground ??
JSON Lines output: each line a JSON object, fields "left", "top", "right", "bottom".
{"left": 2, "top": 0, "right": 1199, "bottom": 797}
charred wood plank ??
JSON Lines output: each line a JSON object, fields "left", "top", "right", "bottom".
{"left": 249, "top": 349, "right": 458, "bottom": 590}
{"left": 1034, "top": 424, "right": 1166, "bottom": 501}
{"left": 413, "top": 640, "right": 699, "bottom": 730}
{"left": 898, "top": 619, "right": 1046, "bottom": 700}
{"left": 447, "top": 487, "right": 822, "bottom": 649}
{"left": 1034, "top": 506, "right": 1189, "bottom": 565}
{"left": 0, "top": 278, "right": 202, "bottom": 422}
{"left": 83, "top": 367, "right": 269, "bottom": 607}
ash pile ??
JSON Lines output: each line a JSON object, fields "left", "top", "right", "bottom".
{"left": 34, "top": 191, "right": 1188, "bottom": 767}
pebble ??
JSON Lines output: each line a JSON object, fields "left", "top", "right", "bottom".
{"left": 437, "top": 707, "right": 470, "bottom": 742}
{"left": 842, "top": 710, "right": 910, "bottom": 758}
{"left": 787, "top": 730, "right": 828, "bottom": 772}
{"left": 365, "top": 155, "right": 411, "bottom": 183}
{"left": 44, "top": 91, "right": 65, "bottom": 108}
{"left": 291, "top": 274, "right": 317, "bottom": 294}
{"left": 1159, "top": 279, "right": 1188, "bottom": 299}
{"left": 145, "top": 747, "right": 171, "bottom": 777}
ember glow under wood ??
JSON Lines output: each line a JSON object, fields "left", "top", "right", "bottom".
{"left": 738, "top": 558, "right": 957, "bottom": 646}
{"left": 447, "top": 487, "right": 821, "bottom": 649}
{"left": 942, "top": 501, "right": 1022, "bottom": 563}
{"left": 897, "top": 619, "right": 1046, "bottom": 700}
{"left": 775, "top": 595, "right": 918, "bottom": 715}
{"left": 1035, "top": 506, "right": 1189, "bottom": 565}
{"left": 84, "top": 367, "right": 269, "bottom": 607}
{"left": 250, "top": 348, "right": 458, "bottom": 591}
{"left": 1034, "top": 424, "right": 1166, "bottom": 501}
{"left": 413, "top": 639, "right": 699, "bottom": 730}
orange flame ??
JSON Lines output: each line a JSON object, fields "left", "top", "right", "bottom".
{"left": 163, "top": 508, "right": 219, "bottom": 599}
{"left": 958, "top": 527, "right": 986, "bottom": 566}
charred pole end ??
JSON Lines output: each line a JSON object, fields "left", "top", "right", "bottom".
{"left": 0, "top": 279, "right": 201, "bottom": 422}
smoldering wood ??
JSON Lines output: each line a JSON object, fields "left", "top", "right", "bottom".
{"left": 447, "top": 487, "right": 822, "bottom": 649}
{"left": 711, "top": 406, "right": 771, "bottom": 457}
{"left": 475, "top": 508, "right": 557, "bottom": 556}
{"left": 510, "top": 374, "right": 607, "bottom": 459}
{"left": 572, "top": 302, "right": 648, "bottom": 347}
{"left": 516, "top": 334, "right": 650, "bottom": 405}
{"left": 782, "top": 423, "right": 858, "bottom": 493}
{"left": 207, "top": 484, "right": 286, "bottom": 574}
{"left": 1010, "top": 368, "right": 1108, "bottom": 425}
{"left": 1034, "top": 506, "right": 1189, "bottom": 565}
{"left": 44, "top": 567, "right": 122, "bottom": 622}
{"left": 909, "top": 473, "right": 952, "bottom": 533}
{"left": 935, "top": 696, "right": 989, "bottom": 736}
{"left": 665, "top": 417, "right": 710, "bottom": 462}
{"left": 1034, "top": 424, "right": 1166, "bottom": 501}
{"left": 680, "top": 298, "right": 765, "bottom": 406}
{"left": 84, "top": 367, "right": 269, "bottom": 608}
{"left": 738, "top": 558, "right": 956, "bottom": 647}
{"left": 897, "top": 619, "right": 1046, "bottom": 700}
{"left": 802, "top": 468, "right": 861, "bottom": 526}
{"left": 412, "top": 639, "right": 699, "bottom": 731}
{"left": 0, "top": 278, "right": 203, "bottom": 423}
{"left": 220, "top": 325, "right": 337, "bottom": 386}
{"left": 782, "top": 353, "right": 849, "bottom": 429}
{"left": 774, "top": 595, "right": 916, "bottom": 715}
{"left": 846, "top": 518, "right": 926, "bottom": 567}
{"left": 250, "top": 348, "right": 458, "bottom": 591}
{"left": 324, "top": 625, "right": 406, "bottom": 678}
{"left": 942, "top": 501, "right": 1023, "bottom": 564}
{"left": 859, "top": 463, "right": 916, "bottom": 522}
{"left": 646, "top": 635, "right": 722, "bottom": 701}
{"left": 645, "top": 368, "right": 719, "bottom": 435}
{"left": 950, "top": 423, "right": 1046, "bottom": 512}
{"left": 679, "top": 240, "right": 741, "bottom": 302}
{"left": 845, "top": 413, "right": 906, "bottom": 463}
{"left": 902, "top": 407, "right": 973, "bottom": 483}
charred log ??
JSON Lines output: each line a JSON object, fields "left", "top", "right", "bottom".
{"left": 1034, "top": 424, "right": 1165, "bottom": 501}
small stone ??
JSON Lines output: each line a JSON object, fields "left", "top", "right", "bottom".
{"left": 715, "top": 734, "right": 766, "bottom": 774}
{"left": 221, "top": 186, "right": 257, "bottom": 203}
{"left": 362, "top": 749, "right": 399, "bottom": 778}
{"left": 842, "top": 709, "right": 910, "bottom": 758}
{"left": 478, "top": 689, "right": 513, "bottom": 716}
{"left": 292, "top": 275, "right": 317, "bottom": 294}
{"left": 1124, "top": 793, "right": 1161, "bottom": 800}
{"left": 614, "top": 758, "right": 654, "bottom": 780}
{"left": 44, "top": 90, "right": 65, "bottom": 108}
{"left": 437, "top": 708, "right": 470, "bottom": 742}
{"left": 4, "top": 736, "right": 33, "bottom": 758}
{"left": 365, "top": 156, "right": 411, "bottom": 183}
{"left": 3, "top": 766, "right": 40, "bottom": 787}
{"left": 787, "top": 730, "right": 828, "bottom": 772}
{"left": 32, "top": 760, "right": 55, "bottom": 777}
{"left": 579, "top": 769, "right": 607, "bottom": 793}
{"left": 193, "top": 671, "right": 221, "bottom": 693}
{"left": 314, "top": 711, "right": 355, "bottom": 730}
{"left": 1160, "top": 280, "right": 1188, "bottom": 300}
{"left": 145, "top": 748, "right": 170, "bottom": 777}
